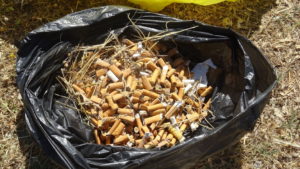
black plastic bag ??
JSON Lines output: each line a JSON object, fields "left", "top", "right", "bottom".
{"left": 16, "top": 6, "right": 276, "bottom": 169}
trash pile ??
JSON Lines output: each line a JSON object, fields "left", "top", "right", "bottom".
{"left": 60, "top": 33, "right": 216, "bottom": 149}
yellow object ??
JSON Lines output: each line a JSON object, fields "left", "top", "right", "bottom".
{"left": 129, "top": 0, "right": 237, "bottom": 12}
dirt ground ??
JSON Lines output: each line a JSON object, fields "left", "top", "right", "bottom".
{"left": 0, "top": 0, "right": 299, "bottom": 168}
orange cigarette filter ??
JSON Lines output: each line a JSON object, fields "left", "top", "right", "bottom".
{"left": 201, "top": 86, "right": 213, "bottom": 97}
{"left": 203, "top": 98, "right": 212, "bottom": 111}
{"left": 108, "top": 82, "right": 124, "bottom": 90}
{"left": 91, "top": 95, "right": 102, "bottom": 104}
{"left": 112, "top": 93, "right": 125, "bottom": 101}
{"left": 171, "top": 93, "right": 181, "bottom": 101}
{"left": 106, "top": 96, "right": 118, "bottom": 111}
{"left": 109, "top": 65, "right": 122, "bottom": 77}
{"left": 122, "top": 39, "right": 135, "bottom": 46}
{"left": 163, "top": 80, "right": 171, "bottom": 88}
{"left": 141, "top": 76, "right": 153, "bottom": 90}
{"left": 96, "top": 69, "right": 107, "bottom": 77}
{"left": 150, "top": 108, "right": 166, "bottom": 116}
{"left": 107, "top": 119, "right": 121, "bottom": 135}
{"left": 167, "top": 68, "right": 176, "bottom": 78}
{"left": 85, "top": 87, "right": 93, "bottom": 98}
{"left": 149, "top": 98, "right": 160, "bottom": 105}
{"left": 126, "top": 75, "right": 133, "bottom": 88}
{"left": 117, "top": 108, "right": 134, "bottom": 115}
{"left": 137, "top": 57, "right": 152, "bottom": 63}
{"left": 72, "top": 84, "right": 85, "bottom": 94}
{"left": 147, "top": 103, "right": 165, "bottom": 112}
{"left": 131, "top": 76, "right": 138, "bottom": 90}
{"left": 142, "top": 89, "right": 160, "bottom": 98}
{"left": 114, "top": 135, "right": 129, "bottom": 144}
{"left": 135, "top": 114, "right": 144, "bottom": 136}
{"left": 157, "top": 58, "right": 166, "bottom": 67}
{"left": 146, "top": 61, "right": 158, "bottom": 71}
{"left": 144, "top": 114, "right": 163, "bottom": 125}
{"left": 112, "top": 122, "right": 125, "bottom": 136}
{"left": 94, "top": 129, "right": 101, "bottom": 144}
{"left": 131, "top": 97, "right": 140, "bottom": 103}
{"left": 105, "top": 135, "right": 111, "bottom": 145}
{"left": 103, "top": 109, "right": 115, "bottom": 116}
{"left": 90, "top": 118, "right": 100, "bottom": 128}
{"left": 119, "top": 115, "right": 135, "bottom": 123}
{"left": 160, "top": 65, "right": 168, "bottom": 83}
{"left": 123, "top": 68, "right": 132, "bottom": 78}
{"left": 178, "top": 87, "right": 184, "bottom": 99}
{"left": 95, "top": 59, "right": 110, "bottom": 68}
{"left": 168, "top": 125, "right": 185, "bottom": 142}
{"left": 180, "top": 123, "right": 188, "bottom": 132}
{"left": 150, "top": 68, "right": 161, "bottom": 84}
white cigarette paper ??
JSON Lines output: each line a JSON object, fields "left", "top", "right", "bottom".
{"left": 107, "top": 70, "right": 119, "bottom": 82}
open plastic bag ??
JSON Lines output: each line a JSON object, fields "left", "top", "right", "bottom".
{"left": 17, "top": 6, "right": 276, "bottom": 169}
{"left": 129, "top": 0, "right": 237, "bottom": 12}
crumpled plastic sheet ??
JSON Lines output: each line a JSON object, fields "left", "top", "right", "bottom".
{"left": 16, "top": 6, "right": 277, "bottom": 169}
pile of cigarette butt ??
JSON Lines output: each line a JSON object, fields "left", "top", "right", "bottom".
{"left": 60, "top": 35, "right": 214, "bottom": 149}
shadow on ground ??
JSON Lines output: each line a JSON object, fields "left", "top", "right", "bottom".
{"left": 2, "top": 0, "right": 276, "bottom": 168}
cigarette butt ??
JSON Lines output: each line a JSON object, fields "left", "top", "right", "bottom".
{"left": 131, "top": 76, "right": 138, "bottom": 90}
{"left": 162, "top": 132, "right": 168, "bottom": 140}
{"left": 142, "top": 125, "right": 150, "bottom": 133}
{"left": 158, "top": 140, "right": 168, "bottom": 148}
{"left": 133, "top": 103, "right": 139, "bottom": 110}
{"left": 146, "top": 61, "right": 158, "bottom": 71}
{"left": 96, "top": 69, "right": 107, "bottom": 77}
{"left": 103, "top": 109, "right": 116, "bottom": 116}
{"left": 112, "top": 122, "right": 125, "bottom": 136}
{"left": 176, "top": 81, "right": 184, "bottom": 88}
{"left": 135, "top": 114, "right": 144, "bottom": 136}
{"left": 165, "top": 101, "right": 184, "bottom": 119}
{"left": 157, "top": 58, "right": 166, "bottom": 67}
{"left": 144, "top": 114, "right": 163, "bottom": 125}
{"left": 109, "top": 65, "right": 122, "bottom": 77}
{"left": 168, "top": 125, "right": 185, "bottom": 142}
{"left": 139, "top": 103, "right": 148, "bottom": 110}
{"left": 106, "top": 95, "right": 118, "bottom": 111}
{"left": 110, "top": 90, "right": 119, "bottom": 96}
{"left": 95, "top": 59, "right": 110, "bottom": 68}
{"left": 94, "top": 129, "right": 101, "bottom": 144}
{"left": 107, "top": 70, "right": 119, "bottom": 82}
{"left": 190, "top": 122, "right": 199, "bottom": 131}
{"left": 187, "top": 113, "right": 200, "bottom": 122}
{"left": 150, "top": 108, "right": 166, "bottom": 116}
{"left": 201, "top": 86, "right": 213, "bottom": 97}
{"left": 133, "top": 90, "right": 142, "bottom": 98}
{"left": 150, "top": 68, "right": 161, "bottom": 84}
{"left": 108, "top": 82, "right": 124, "bottom": 91}
{"left": 117, "top": 108, "right": 134, "bottom": 115}
{"left": 137, "top": 57, "right": 152, "bottom": 63}
{"left": 134, "top": 126, "right": 139, "bottom": 134}
{"left": 91, "top": 118, "right": 100, "bottom": 128}
{"left": 150, "top": 123, "right": 156, "bottom": 131}
{"left": 173, "top": 57, "right": 185, "bottom": 67}
{"left": 91, "top": 95, "right": 102, "bottom": 104}
{"left": 112, "top": 93, "right": 125, "bottom": 101}
{"left": 141, "top": 76, "right": 153, "bottom": 90}
{"left": 100, "top": 88, "right": 107, "bottom": 96}
{"left": 126, "top": 75, "right": 133, "bottom": 88}
{"left": 147, "top": 103, "right": 165, "bottom": 112}
{"left": 167, "top": 68, "right": 176, "bottom": 78}
{"left": 123, "top": 68, "right": 132, "bottom": 78}
{"left": 141, "top": 96, "right": 151, "bottom": 103}
{"left": 162, "top": 80, "right": 171, "bottom": 88}
{"left": 184, "top": 83, "right": 193, "bottom": 94}
{"left": 114, "top": 135, "right": 129, "bottom": 144}
{"left": 170, "top": 75, "right": 178, "bottom": 86}
{"left": 141, "top": 50, "right": 153, "bottom": 57}
{"left": 180, "top": 123, "right": 188, "bottom": 132}
{"left": 85, "top": 87, "right": 94, "bottom": 98}
{"left": 178, "top": 88, "right": 184, "bottom": 99}
{"left": 142, "top": 89, "right": 160, "bottom": 99}
{"left": 119, "top": 115, "right": 135, "bottom": 124}
{"left": 130, "top": 97, "right": 140, "bottom": 103}
{"left": 160, "top": 65, "right": 169, "bottom": 83}
{"left": 72, "top": 84, "right": 85, "bottom": 94}
{"left": 105, "top": 135, "right": 111, "bottom": 145}
{"left": 170, "top": 138, "right": 177, "bottom": 147}
{"left": 166, "top": 133, "right": 174, "bottom": 140}
{"left": 122, "top": 39, "right": 135, "bottom": 46}
{"left": 149, "top": 98, "right": 160, "bottom": 105}
{"left": 107, "top": 119, "right": 121, "bottom": 135}
{"left": 171, "top": 93, "right": 181, "bottom": 101}
{"left": 203, "top": 98, "right": 212, "bottom": 111}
